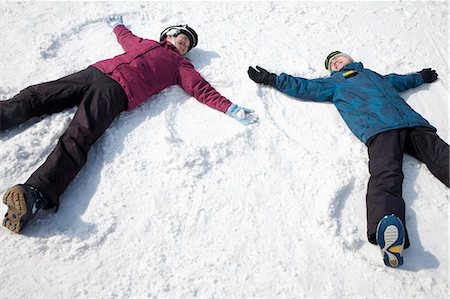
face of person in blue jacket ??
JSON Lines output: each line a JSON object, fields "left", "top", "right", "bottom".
{"left": 166, "top": 33, "right": 191, "bottom": 56}
{"left": 329, "top": 55, "right": 353, "bottom": 72}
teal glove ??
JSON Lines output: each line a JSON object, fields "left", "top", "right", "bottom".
{"left": 226, "top": 104, "right": 258, "bottom": 125}
{"left": 107, "top": 16, "right": 124, "bottom": 28}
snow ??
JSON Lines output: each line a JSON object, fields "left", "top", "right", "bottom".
{"left": 0, "top": 1, "right": 448, "bottom": 297}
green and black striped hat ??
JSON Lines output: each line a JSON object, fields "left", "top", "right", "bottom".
{"left": 324, "top": 50, "right": 353, "bottom": 71}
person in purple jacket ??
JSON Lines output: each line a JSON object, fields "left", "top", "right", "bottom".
{"left": 0, "top": 16, "right": 257, "bottom": 234}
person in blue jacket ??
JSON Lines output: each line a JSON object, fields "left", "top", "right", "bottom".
{"left": 248, "top": 51, "right": 449, "bottom": 268}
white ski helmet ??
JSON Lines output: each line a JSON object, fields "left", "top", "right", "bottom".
{"left": 160, "top": 24, "right": 198, "bottom": 51}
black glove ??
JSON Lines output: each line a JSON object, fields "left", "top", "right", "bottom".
{"left": 248, "top": 66, "right": 277, "bottom": 86}
{"left": 417, "top": 68, "right": 438, "bottom": 83}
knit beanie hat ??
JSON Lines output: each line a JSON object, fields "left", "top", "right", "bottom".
{"left": 324, "top": 51, "right": 354, "bottom": 71}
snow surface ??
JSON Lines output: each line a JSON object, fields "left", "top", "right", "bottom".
{"left": 0, "top": 1, "right": 449, "bottom": 298}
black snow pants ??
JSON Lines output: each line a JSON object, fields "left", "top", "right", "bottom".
{"left": 0, "top": 66, "right": 128, "bottom": 209}
{"left": 366, "top": 127, "right": 449, "bottom": 248}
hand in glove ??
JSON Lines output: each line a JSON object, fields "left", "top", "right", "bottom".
{"left": 417, "top": 68, "right": 438, "bottom": 83}
{"left": 248, "top": 66, "right": 277, "bottom": 86}
{"left": 107, "top": 15, "right": 124, "bottom": 29}
{"left": 226, "top": 104, "right": 258, "bottom": 126}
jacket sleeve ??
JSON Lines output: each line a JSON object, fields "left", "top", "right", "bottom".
{"left": 275, "top": 73, "right": 334, "bottom": 102}
{"left": 177, "top": 61, "right": 233, "bottom": 113}
{"left": 113, "top": 25, "right": 143, "bottom": 52}
{"left": 383, "top": 73, "right": 424, "bottom": 93}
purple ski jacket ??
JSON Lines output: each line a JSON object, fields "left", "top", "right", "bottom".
{"left": 92, "top": 25, "right": 233, "bottom": 112}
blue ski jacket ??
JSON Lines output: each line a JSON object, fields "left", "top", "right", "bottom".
{"left": 275, "top": 62, "right": 435, "bottom": 143}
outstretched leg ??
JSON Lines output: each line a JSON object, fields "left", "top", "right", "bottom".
{"left": 0, "top": 67, "right": 102, "bottom": 131}
{"left": 406, "top": 126, "right": 449, "bottom": 187}
{"left": 25, "top": 73, "right": 128, "bottom": 209}
{"left": 366, "top": 129, "right": 410, "bottom": 248}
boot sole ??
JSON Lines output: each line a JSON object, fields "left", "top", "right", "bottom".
{"left": 2, "top": 185, "right": 28, "bottom": 233}
{"left": 376, "top": 215, "right": 404, "bottom": 267}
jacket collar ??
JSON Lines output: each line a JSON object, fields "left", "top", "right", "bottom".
{"left": 160, "top": 40, "right": 180, "bottom": 55}
{"left": 331, "top": 62, "right": 364, "bottom": 75}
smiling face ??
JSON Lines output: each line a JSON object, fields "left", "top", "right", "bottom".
{"left": 329, "top": 54, "right": 352, "bottom": 72}
{"left": 166, "top": 33, "right": 191, "bottom": 55}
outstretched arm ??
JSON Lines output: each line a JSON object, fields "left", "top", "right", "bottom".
{"left": 248, "top": 66, "right": 334, "bottom": 102}
{"left": 383, "top": 73, "right": 424, "bottom": 93}
{"left": 178, "top": 62, "right": 232, "bottom": 112}
{"left": 106, "top": 16, "right": 143, "bottom": 52}
{"left": 383, "top": 68, "right": 437, "bottom": 92}
{"left": 114, "top": 26, "right": 143, "bottom": 52}
{"left": 178, "top": 62, "right": 257, "bottom": 125}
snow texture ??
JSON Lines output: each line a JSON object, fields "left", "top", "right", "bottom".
{"left": 0, "top": 1, "right": 448, "bottom": 298}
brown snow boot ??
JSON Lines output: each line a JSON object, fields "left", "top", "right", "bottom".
{"left": 2, "top": 184, "right": 47, "bottom": 233}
